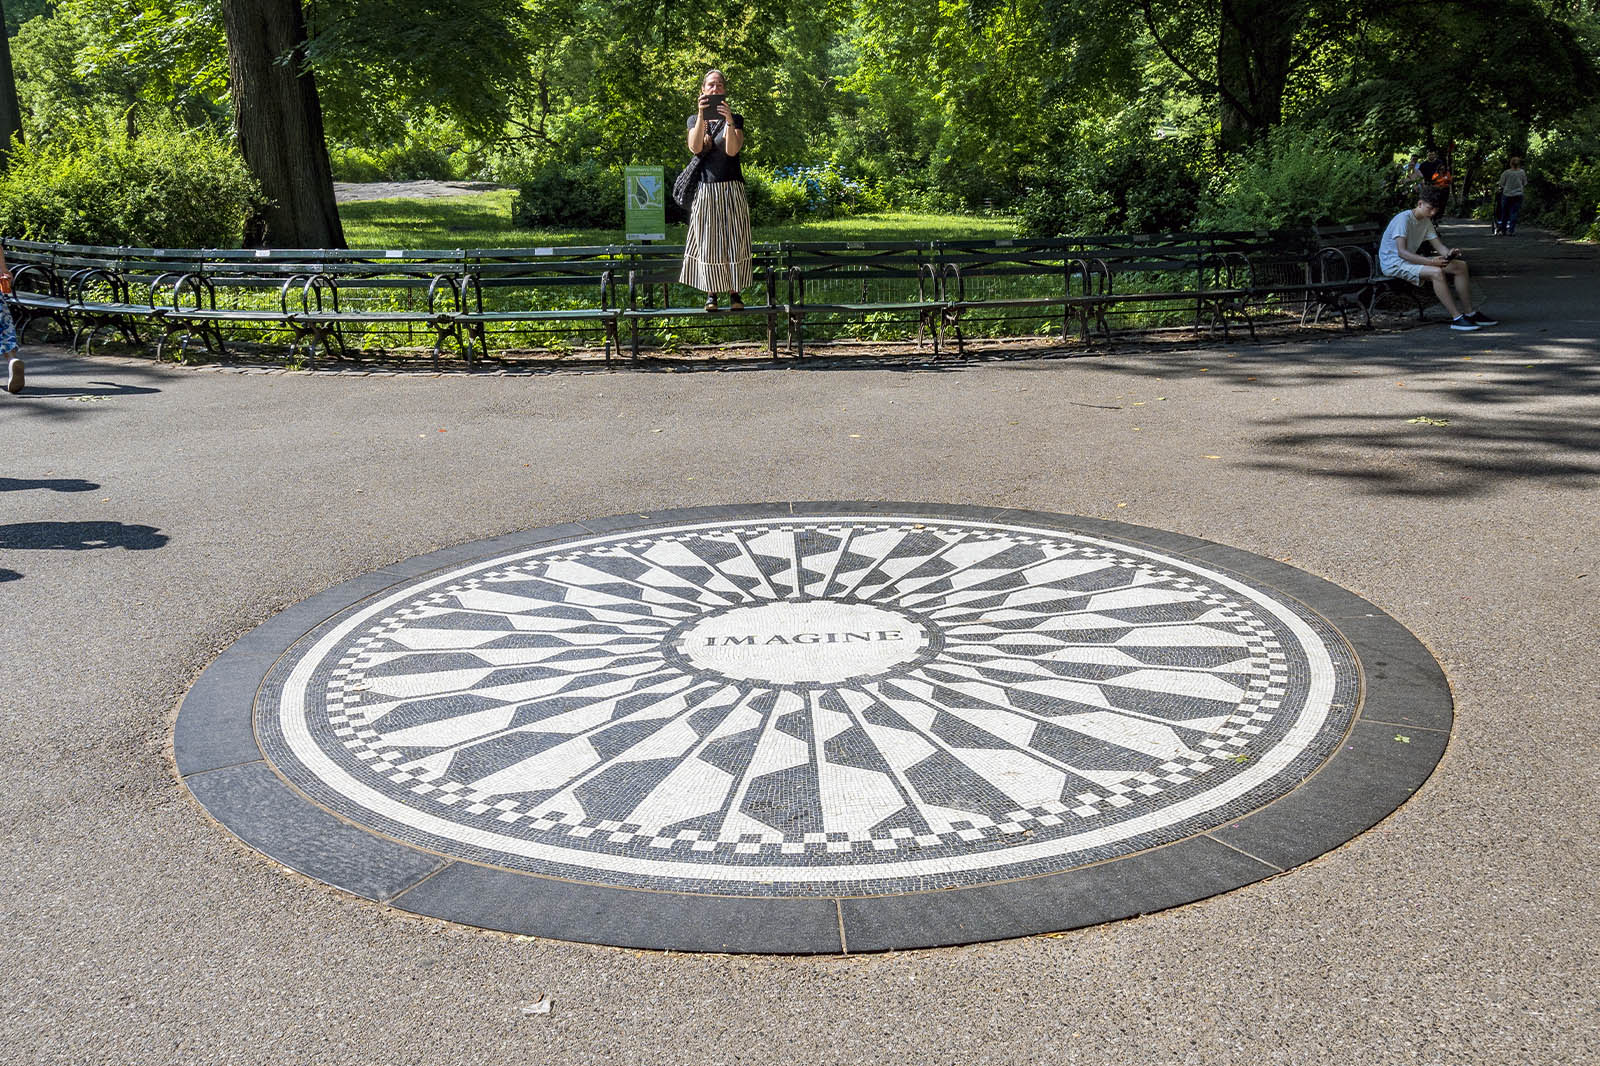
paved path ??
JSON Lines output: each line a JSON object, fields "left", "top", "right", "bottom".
{"left": 3, "top": 223, "right": 1596, "bottom": 1064}
{"left": 333, "top": 180, "right": 511, "bottom": 203}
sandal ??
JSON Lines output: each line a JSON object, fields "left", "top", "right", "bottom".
{"left": 704, "top": 295, "right": 717, "bottom": 312}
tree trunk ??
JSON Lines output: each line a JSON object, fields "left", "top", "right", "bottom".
{"left": 1217, "top": 0, "right": 1297, "bottom": 153}
{"left": 220, "top": 0, "right": 345, "bottom": 248}
{"left": 0, "top": 0, "right": 23, "bottom": 165}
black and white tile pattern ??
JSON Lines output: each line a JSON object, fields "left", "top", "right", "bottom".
{"left": 254, "top": 516, "right": 1358, "bottom": 897}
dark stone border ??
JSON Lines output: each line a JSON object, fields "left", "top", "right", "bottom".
{"left": 175, "top": 503, "right": 1452, "bottom": 954}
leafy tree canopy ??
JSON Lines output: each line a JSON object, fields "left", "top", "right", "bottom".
{"left": 4, "top": 0, "right": 1598, "bottom": 234}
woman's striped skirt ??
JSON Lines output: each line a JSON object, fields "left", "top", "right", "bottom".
{"left": 679, "top": 180, "right": 753, "bottom": 293}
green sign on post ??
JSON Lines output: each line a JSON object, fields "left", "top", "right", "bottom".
{"left": 625, "top": 166, "right": 667, "bottom": 241}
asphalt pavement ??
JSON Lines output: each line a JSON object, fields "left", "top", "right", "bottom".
{"left": 3, "top": 222, "right": 1596, "bottom": 1065}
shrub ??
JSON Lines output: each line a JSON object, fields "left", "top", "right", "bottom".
{"left": 330, "top": 136, "right": 483, "bottom": 183}
{"left": 0, "top": 117, "right": 261, "bottom": 247}
{"left": 329, "top": 145, "right": 385, "bottom": 183}
{"left": 772, "top": 163, "right": 884, "bottom": 219}
{"left": 1016, "top": 123, "right": 1203, "bottom": 238}
{"left": 1196, "top": 127, "right": 1387, "bottom": 231}
{"left": 742, "top": 167, "right": 774, "bottom": 226}
{"left": 743, "top": 166, "right": 810, "bottom": 226}
{"left": 768, "top": 177, "right": 812, "bottom": 221}
{"left": 1523, "top": 156, "right": 1600, "bottom": 238}
{"left": 510, "top": 161, "right": 624, "bottom": 229}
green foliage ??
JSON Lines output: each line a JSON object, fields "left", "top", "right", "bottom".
{"left": 10, "top": 0, "right": 228, "bottom": 136}
{"left": 330, "top": 122, "right": 484, "bottom": 182}
{"left": 306, "top": 0, "right": 533, "bottom": 146}
{"left": 744, "top": 163, "right": 888, "bottom": 225}
{"left": 7, "top": 0, "right": 1600, "bottom": 250}
{"left": 5, "top": 0, "right": 54, "bottom": 36}
{"left": 11, "top": 0, "right": 533, "bottom": 156}
{"left": 1521, "top": 102, "right": 1600, "bottom": 238}
{"left": 1196, "top": 126, "right": 1386, "bottom": 231}
{"left": 840, "top": 0, "right": 1111, "bottom": 208}
{"left": 1528, "top": 156, "right": 1600, "bottom": 238}
{"left": 0, "top": 116, "right": 260, "bottom": 246}
{"left": 1015, "top": 109, "right": 1204, "bottom": 237}
{"left": 510, "top": 161, "right": 624, "bottom": 229}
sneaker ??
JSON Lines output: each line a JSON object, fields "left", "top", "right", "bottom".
{"left": 1450, "top": 315, "right": 1480, "bottom": 332}
{"left": 729, "top": 293, "right": 745, "bottom": 312}
{"left": 1468, "top": 311, "right": 1499, "bottom": 327}
{"left": 704, "top": 295, "right": 717, "bottom": 312}
{"left": 5, "top": 357, "right": 21, "bottom": 394}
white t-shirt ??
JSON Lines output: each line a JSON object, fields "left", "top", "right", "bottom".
{"left": 1499, "top": 168, "right": 1527, "bottom": 197}
{"left": 1379, "top": 209, "right": 1439, "bottom": 275}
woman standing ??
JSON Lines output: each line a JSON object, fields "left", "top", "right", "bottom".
{"left": 0, "top": 246, "right": 23, "bottom": 394}
{"left": 679, "top": 69, "right": 753, "bottom": 311}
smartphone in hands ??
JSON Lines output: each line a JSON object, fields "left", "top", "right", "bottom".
{"left": 700, "top": 93, "right": 725, "bottom": 120}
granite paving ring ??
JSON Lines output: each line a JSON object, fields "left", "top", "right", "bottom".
{"left": 175, "top": 504, "right": 1451, "bottom": 953}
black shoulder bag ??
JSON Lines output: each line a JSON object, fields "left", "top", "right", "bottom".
{"left": 672, "top": 155, "right": 702, "bottom": 214}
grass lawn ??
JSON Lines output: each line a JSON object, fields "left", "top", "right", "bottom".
{"left": 337, "top": 189, "right": 1021, "bottom": 249}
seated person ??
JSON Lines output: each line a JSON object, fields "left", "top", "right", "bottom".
{"left": 1379, "top": 186, "right": 1498, "bottom": 332}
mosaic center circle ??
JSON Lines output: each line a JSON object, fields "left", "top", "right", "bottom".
{"left": 255, "top": 514, "right": 1359, "bottom": 897}
{"left": 674, "top": 601, "right": 931, "bottom": 683}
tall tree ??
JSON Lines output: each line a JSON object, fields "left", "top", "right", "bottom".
{"left": 220, "top": 0, "right": 344, "bottom": 247}
{"left": 1125, "top": 0, "right": 1311, "bottom": 151}
{"left": 0, "top": 0, "right": 22, "bottom": 163}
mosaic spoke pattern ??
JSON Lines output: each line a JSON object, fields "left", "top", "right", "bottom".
{"left": 259, "top": 517, "right": 1356, "bottom": 896}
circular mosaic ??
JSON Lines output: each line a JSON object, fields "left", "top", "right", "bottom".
{"left": 178, "top": 505, "right": 1450, "bottom": 951}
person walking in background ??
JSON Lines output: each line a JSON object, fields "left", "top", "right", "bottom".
{"left": 1496, "top": 156, "right": 1528, "bottom": 235}
{"left": 1418, "top": 149, "right": 1445, "bottom": 188}
{"left": 679, "top": 69, "right": 753, "bottom": 312}
{"left": 1379, "top": 185, "right": 1498, "bottom": 332}
{"left": 0, "top": 246, "right": 23, "bottom": 394}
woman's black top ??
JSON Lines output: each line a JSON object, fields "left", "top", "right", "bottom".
{"left": 687, "top": 113, "right": 745, "bottom": 184}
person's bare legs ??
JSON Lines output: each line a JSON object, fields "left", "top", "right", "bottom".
{"left": 1419, "top": 260, "right": 1477, "bottom": 318}
{"left": 1420, "top": 266, "right": 1462, "bottom": 318}
{"left": 1443, "top": 259, "right": 1476, "bottom": 315}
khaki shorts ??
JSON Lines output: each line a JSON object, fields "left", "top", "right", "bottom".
{"left": 1382, "top": 259, "right": 1424, "bottom": 284}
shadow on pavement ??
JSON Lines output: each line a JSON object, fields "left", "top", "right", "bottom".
{"left": 19, "top": 380, "right": 162, "bottom": 399}
{"left": 0, "top": 477, "right": 101, "bottom": 493}
{"left": 1080, "top": 337, "right": 1600, "bottom": 498}
{"left": 0, "top": 521, "right": 170, "bottom": 551}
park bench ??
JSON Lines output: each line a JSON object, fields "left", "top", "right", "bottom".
{"left": 2, "top": 229, "right": 1384, "bottom": 364}
{"left": 620, "top": 242, "right": 781, "bottom": 360}
{"left": 0, "top": 240, "right": 204, "bottom": 350}
{"left": 0, "top": 239, "right": 76, "bottom": 340}
{"left": 276, "top": 252, "right": 467, "bottom": 368}
{"left": 453, "top": 246, "right": 623, "bottom": 365}
{"left": 1071, "top": 232, "right": 1264, "bottom": 342}
{"left": 931, "top": 239, "right": 1111, "bottom": 354}
{"left": 147, "top": 249, "right": 466, "bottom": 366}
{"left": 1306, "top": 221, "right": 1430, "bottom": 328}
{"left": 781, "top": 242, "right": 944, "bottom": 358}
